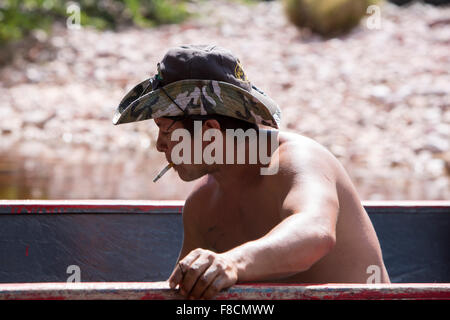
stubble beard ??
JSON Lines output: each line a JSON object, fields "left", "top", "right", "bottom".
{"left": 175, "top": 163, "right": 218, "bottom": 182}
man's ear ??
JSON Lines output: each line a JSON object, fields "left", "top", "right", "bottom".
{"left": 203, "top": 119, "right": 221, "bottom": 131}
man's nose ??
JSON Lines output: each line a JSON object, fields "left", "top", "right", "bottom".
{"left": 156, "top": 133, "right": 168, "bottom": 153}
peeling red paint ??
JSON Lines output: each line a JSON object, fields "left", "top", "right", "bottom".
{"left": 1, "top": 200, "right": 449, "bottom": 215}
{"left": 0, "top": 283, "right": 449, "bottom": 300}
{"left": 2, "top": 201, "right": 184, "bottom": 215}
{"left": 26, "top": 296, "right": 66, "bottom": 300}
{"left": 140, "top": 293, "right": 169, "bottom": 300}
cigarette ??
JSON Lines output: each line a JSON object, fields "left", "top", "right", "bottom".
{"left": 153, "top": 163, "right": 173, "bottom": 183}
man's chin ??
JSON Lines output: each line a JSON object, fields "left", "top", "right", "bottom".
{"left": 174, "top": 164, "right": 206, "bottom": 182}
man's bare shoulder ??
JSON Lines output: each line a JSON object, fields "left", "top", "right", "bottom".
{"left": 276, "top": 131, "right": 341, "bottom": 180}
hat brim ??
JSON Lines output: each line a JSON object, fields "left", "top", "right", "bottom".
{"left": 112, "top": 79, "right": 281, "bottom": 129}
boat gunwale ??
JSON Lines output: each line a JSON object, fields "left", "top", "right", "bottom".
{"left": 0, "top": 282, "right": 449, "bottom": 300}
{"left": 0, "top": 201, "right": 448, "bottom": 299}
{"left": 0, "top": 200, "right": 449, "bottom": 215}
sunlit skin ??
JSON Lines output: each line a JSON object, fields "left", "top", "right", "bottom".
{"left": 154, "top": 117, "right": 390, "bottom": 300}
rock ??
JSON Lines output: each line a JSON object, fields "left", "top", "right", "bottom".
{"left": 282, "top": 0, "right": 377, "bottom": 37}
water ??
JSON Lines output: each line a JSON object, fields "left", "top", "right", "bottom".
{"left": 0, "top": 153, "right": 193, "bottom": 200}
{"left": 0, "top": 152, "right": 446, "bottom": 201}
{"left": 0, "top": 156, "right": 49, "bottom": 199}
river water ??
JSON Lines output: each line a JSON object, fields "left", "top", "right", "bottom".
{"left": 0, "top": 152, "right": 193, "bottom": 200}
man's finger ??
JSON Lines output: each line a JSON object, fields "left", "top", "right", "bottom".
{"left": 180, "top": 257, "right": 212, "bottom": 298}
{"left": 167, "top": 262, "right": 186, "bottom": 289}
{"left": 190, "top": 268, "right": 220, "bottom": 299}
{"left": 201, "top": 275, "right": 227, "bottom": 300}
{"left": 168, "top": 263, "right": 181, "bottom": 289}
{"left": 168, "top": 250, "right": 201, "bottom": 289}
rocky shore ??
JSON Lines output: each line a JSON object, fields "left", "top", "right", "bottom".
{"left": 0, "top": 1, "right": 448, "bottom": 200}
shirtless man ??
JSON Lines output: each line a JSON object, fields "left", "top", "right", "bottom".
{"left": 113, "top": 45, "right": 390, "bottom": 300}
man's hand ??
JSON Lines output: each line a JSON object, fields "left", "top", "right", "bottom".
{"left": 168, "top": 248, "right": 238, "bottom": 300}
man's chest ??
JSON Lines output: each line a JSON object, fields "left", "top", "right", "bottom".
{"left": 199, "top": 193, "right": 282, "bottom": 253}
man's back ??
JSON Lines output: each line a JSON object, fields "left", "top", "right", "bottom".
{"left": 181, "top": 130, "right": 390, "bottom": 284}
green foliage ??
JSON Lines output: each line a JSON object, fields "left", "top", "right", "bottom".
{"left": 283, "top": 0, "right": 381, "bottom": 37}
{"left": 0, "top": 0, "right": 190, "bottom": 44}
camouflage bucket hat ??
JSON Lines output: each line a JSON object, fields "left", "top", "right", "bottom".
{"left": 112, "top": 45, "right": 281, "bottom": 128}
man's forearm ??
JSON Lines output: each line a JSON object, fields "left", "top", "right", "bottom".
{"left": 222, "top": 213, "right": 335, "bottom": 282}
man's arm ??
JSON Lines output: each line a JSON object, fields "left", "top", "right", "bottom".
{"left": 227, "top": 141, "right": 339, "bottom": 281}
{"left": 176, "top": 199, "right": 204, "bottom": 263}
{"left": 167, "top": 178, "right": 211, "bottom": 291}
{"left": 169, "top": 140, "right": 340, "bottom": 299}
{"left": 172, "top": 186, "right": 207, "bottom": 264}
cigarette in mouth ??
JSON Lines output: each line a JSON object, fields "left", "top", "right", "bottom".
{"left": 153, "top": 162, "right": 174, "bottom": 183}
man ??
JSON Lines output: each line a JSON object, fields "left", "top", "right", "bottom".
{"left": 113, "top": 45, "right": 390, "bottom": 300}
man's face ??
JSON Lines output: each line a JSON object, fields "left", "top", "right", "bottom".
{"left": 154, "top": 117, "right": 213, "bottom": 181}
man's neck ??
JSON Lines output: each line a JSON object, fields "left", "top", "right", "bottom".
{"left": 207, "top": 129, "right": 280, "bottom": 191}
{"left": 209, "top": 162, "right": 263, "bottom": 192}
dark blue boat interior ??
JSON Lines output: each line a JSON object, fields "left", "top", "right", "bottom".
{"left": 367, "top": 207, "right": 450, "bottom": 283}
{"left": 0, "top": 206, "right": 448, "bottom": 283}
